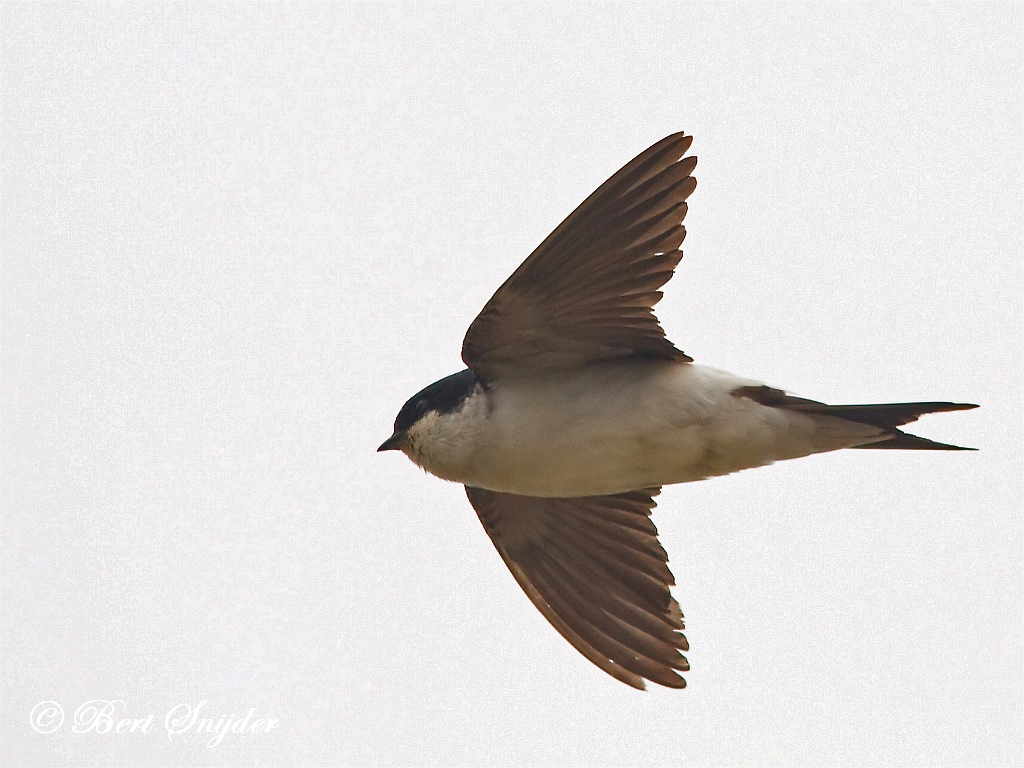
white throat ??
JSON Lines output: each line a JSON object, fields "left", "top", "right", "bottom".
{"left": 403, "top": 387, "right": 490, "bottom": 484}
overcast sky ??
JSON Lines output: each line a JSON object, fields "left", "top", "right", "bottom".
{"left": 3, "top": 3, "right": 1021, "bottom": 766}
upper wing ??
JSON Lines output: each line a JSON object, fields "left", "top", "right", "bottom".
{"left": 462, "top": 133, "right": 697, "bottom": 383}
{"left": 464, "top": 485, "right": 688, "bottom": 690}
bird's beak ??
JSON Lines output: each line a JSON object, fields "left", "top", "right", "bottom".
{"left": 377, "top": 431, "right": 407, "bottom": 452}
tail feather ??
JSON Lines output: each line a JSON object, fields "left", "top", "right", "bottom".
{"left": 732, "top": 385, "right": 979, "bottom": 451}
{"left": 849, "top": 432, "right": 976, "bottom": 451}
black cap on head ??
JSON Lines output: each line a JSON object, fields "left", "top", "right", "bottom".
{"left": 378, "top": 368, "right": 479, "bottom": 451}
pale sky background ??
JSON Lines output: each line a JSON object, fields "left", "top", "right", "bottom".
{"left": 2, "top": 3, "right": 1021, "bottom": 766}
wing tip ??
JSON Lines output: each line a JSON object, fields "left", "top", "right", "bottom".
{"left": 639, "top": 132, "right": 695, "bottom": 170}
{"left": 664, "top": 130, "right": 693, "bottom": 148}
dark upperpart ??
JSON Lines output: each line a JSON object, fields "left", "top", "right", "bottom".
{"left": 391, "top": 368, "right": 480, "bottom": 436}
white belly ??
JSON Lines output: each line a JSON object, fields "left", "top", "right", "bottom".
{"left": 413, "top": 361, "right": 883, "bottom": 497}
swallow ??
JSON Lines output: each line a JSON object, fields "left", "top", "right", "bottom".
{"left": 379, "top": 132, "right": 977, "bottom": 689}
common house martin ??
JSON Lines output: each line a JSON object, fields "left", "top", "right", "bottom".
{"left": 379, "top": 132, "right": 977, "bottom": 689}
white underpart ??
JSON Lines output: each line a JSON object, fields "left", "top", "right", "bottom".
{"left": 403, "top": 361, "right": 886, "bottom": 498}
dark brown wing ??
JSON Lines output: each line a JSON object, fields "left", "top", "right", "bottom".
{"left": 462, "top": 133, "right": 697, "bottom": 383}
{"left": 464, "top": 485, "right": 688, "bottom": 690}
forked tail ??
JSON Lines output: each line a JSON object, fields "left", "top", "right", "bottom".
{"left": 733, "top": 385, "right": 979, "bottom": 450}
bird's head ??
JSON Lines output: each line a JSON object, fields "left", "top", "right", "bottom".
{"left": 378, "top": 368, "right": 481, "bottom": 458}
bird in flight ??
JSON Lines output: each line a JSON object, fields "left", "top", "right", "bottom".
{"left": 378, "top": 133, "right": 977, "bottom": 690}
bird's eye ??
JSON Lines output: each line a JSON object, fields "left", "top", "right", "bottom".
{"left": 414, "top": 398, "right": 428, "bottom": 415}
